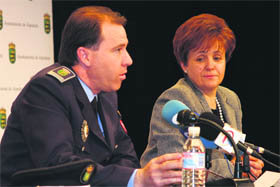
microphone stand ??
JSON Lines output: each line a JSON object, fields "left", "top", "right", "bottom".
{"left": 242, "top": 152, "right": 257, "bottom": 181}
{"left": 197, "top": 117, "right": 256, "bottom": 186}
{"left": 198, "top": 117, "right": 242, "bottom": 179}
{"left": 177, "top": 111, "right": 253, "bottom": 186}
{"left": 198, "top": 117, "right": 280, "bottom": 185}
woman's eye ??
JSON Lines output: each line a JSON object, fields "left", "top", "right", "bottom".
{"left": 196, "top": 57, "right": 204, "bottom": 62}
{"left": 213, "top": 56, "right": 222, "bottom": 61}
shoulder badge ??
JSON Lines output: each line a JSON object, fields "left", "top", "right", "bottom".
{"left": 80, "top": 164, "right": 95, "bottom": 184}
{"left": 47, "top": 66, "right": 76, "bottom": 83}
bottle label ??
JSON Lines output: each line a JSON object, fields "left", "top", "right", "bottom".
{"left": 182, "top": 152, "right": 205, "bottom": 169}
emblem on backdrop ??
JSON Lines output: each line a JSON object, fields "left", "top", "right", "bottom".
{"left": 44, "top": 13, "right": 51, "bottom": 34}
{"left": 0, "top": 108, "right": 6, "bottom": 129}
{"left": 9, "top": 43, "right": 16, "bottom": 64}
{"left": 0, "top": 10, "right": 3, "bottom": 31}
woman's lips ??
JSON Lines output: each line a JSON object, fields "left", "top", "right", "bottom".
{"left": 204, "top": 75, "right": 217, "bottom": 78}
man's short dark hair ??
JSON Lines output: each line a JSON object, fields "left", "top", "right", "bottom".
{"left": 58, "top": 6, "right": 127, "bottom": 67}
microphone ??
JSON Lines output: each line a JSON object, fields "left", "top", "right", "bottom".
{"left": 243, "top": 142, "right": 280, "bottom": 159}
{"left": 195, "top": 112, "right": 243, "bottom": 178}
{"left": 161, "top": 100, "right": 224, "bottom": 140}
{"left": 162, "top": 100, "right": 251, "bottom": 156}
{"left": 161, "top": 100, "right": 218, "bottom": 149}
{"left": 161, "top": 100, "right": 191, "bottom": 128}
{"left": 244, "top": 142, "right": 265, "bottom": 154}
{"left": 199, "top": 112, "right": 280, "bottom": 171}
{"left": 161, "top": 100, "right": 280, "bottom": 175}
{"left": 198, "top": 112, "right": 264, "bottom": 158}
{"left": 162, "top": 100, "right": 243, "bottom": 178}
{"left": 161, "top": 100, "right": 246, "bottom": 151}
{"left": 198, "top": 112, "right": 246, "bottom": 155}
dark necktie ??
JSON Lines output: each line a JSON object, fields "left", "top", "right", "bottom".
{"left": 91, "top": 97, "right": 105, "bottom": 137}
{"left": 91, "top": 97, "right": 98, "bottom": 118}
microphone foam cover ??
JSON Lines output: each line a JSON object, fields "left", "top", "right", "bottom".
{"left": 199, "top": 112, "right": 224, "bottom": 127}
{"left": 161, "top": 100, "right": 190, "bottom": 128}
{"left": 197, "top": 112, "right": 224, "bottom": 141}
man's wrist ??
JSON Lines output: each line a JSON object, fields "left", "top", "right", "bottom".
{"left": 127, "top": 169, "right": 138, "bottom": 187}
{"left": 133, "top": 168, "right": 144, "bottom": 187}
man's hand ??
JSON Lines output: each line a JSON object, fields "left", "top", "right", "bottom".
{"left": 134, "top": 153, "right": 182, "bottom": 187}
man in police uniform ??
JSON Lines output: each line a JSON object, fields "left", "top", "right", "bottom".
{"left": 0, "top": 6, "right": 182, "bottom": 186}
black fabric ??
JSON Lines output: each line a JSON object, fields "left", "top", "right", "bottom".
{"left": 211, "top": 108, "right": 227, "bottom": 124}
{"left": 11, "top": 159, "right": 96, "bottom": 186}
{"left": 91, "top": 97, "right": 98, "bottom": 118}
{"left": 91, "top": 96, "right": 107, "bottom": 138}
{"left": 94, "top": 96, "right": 111, "bottom": 145}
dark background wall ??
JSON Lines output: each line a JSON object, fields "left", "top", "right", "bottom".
{"left": 53, "top": 1, "right": 279, "bottom": 172}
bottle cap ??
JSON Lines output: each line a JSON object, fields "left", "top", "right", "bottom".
{"left": 188, "top": 126, "right": 200, "bottom": 136}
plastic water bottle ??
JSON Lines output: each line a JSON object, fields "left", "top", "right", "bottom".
{"left": 182, "top": 126, "right": 206, "bottom": 187}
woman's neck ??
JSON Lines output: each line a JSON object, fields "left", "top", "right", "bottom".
{"left": 204, "top": 95, "right": 216, "bottom": 109}
{"left": 201, "top": 89, "right": 217, "bottom": 109}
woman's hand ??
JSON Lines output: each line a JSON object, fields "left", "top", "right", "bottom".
{"left": 245, "top": 155, "right": 264, "bottom": 181}
{"left": 231, "top": 154, "right": 264, "bottom": 181}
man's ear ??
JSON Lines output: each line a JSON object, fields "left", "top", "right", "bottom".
{"left": 77, "top": 47, "right": 90, "bottom": 67}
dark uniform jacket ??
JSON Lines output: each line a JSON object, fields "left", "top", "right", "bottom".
{"left": 0, "top": 63, "right": 140, "bottom": 186}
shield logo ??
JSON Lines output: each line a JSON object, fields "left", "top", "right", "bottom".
{"left": 9, "top": 43, "right": 16, "bottom": 64}
{"left": 81, "top": 120, "right": 89, "bottom": 143}
{"left": 44, "top": 13, "right": 51, "bottom": 34}
{"left": 0, "top": 108, "right": 6, "bottom": 129}
{"left": 0, "top": 10, "right": 3, "bottom": 31}
{"left": 57, "top": 68, "right": 70, "bottom": 77}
